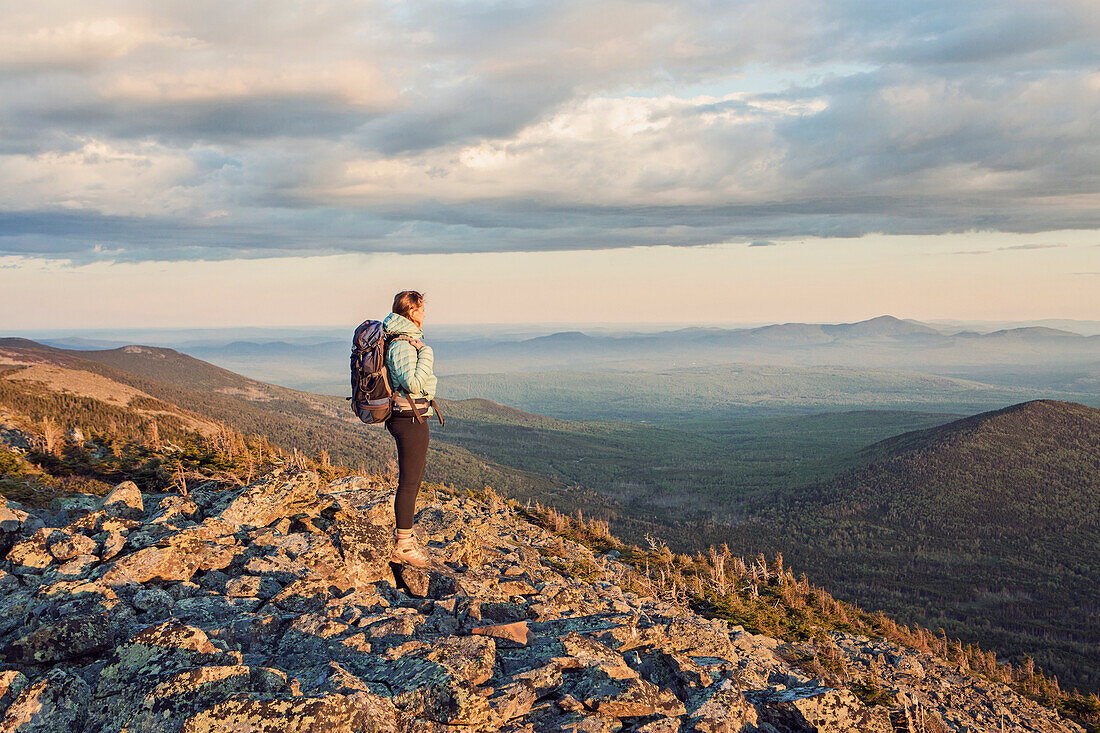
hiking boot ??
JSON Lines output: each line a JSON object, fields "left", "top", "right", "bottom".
{"left": 391, "top": 536, "right": 430, "bottom": 568}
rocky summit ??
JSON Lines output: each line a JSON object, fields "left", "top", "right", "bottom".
{"left": 0, "top": 470, "right": 1082, "bottom": 732}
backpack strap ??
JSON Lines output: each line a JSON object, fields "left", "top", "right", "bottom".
{"left": 388, "top": 335, "right": 427, "bottom": 424}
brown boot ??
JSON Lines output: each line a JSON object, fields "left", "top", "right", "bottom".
{"left": 391, "top": 535, "right": 430, "bottom": 568}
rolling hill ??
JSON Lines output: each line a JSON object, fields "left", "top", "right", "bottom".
{"left": 0, "top": 339, "right": 560, "bottom": 502}
{"left": 731, "top": 400, "right": 1100, "bottom": 692}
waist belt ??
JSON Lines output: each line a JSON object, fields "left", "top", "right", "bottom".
{"left": 392, "top": 394, "right": 445, "bottom": 426}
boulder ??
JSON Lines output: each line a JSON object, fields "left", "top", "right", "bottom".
{"left": 686, "top": 679, "right": 759, "bottom": 732}
{"left": 327, "top": 518, "right": 393, "bottom": 587}
{"left": 0, "top": 668, "right": 90, "bottom": 732}
{"left": 0, "top": 670, "right": 28, "bottom": 710}
{"left": 103, "top": 481, "right": 144, "bottom": 519}
{"left": 134, "top": 587, "right": 175, "bottom": 616}
{"left": 756, "top": 685, "right": 893, "bottom": 733}
{"left": 180, "top": 693, "right": 368, "bottom": 733}
{"left": 6, "top": 528, "right": 58, "bottom": 572}
{"left": 570, "top": 665, "right": 686, "bottom": 719}
{"left": 101, "top": 544, "right": 206, "bottom": 585}
{"left": 427, "top": 635, "right": 496, "bottom": 686}
{"left": 472, "top": 620, "right": 530, "bottom": 647}
{"left": 127, "top": 664, "right": 254, "bottom": 733}
{"left": 149, "top": 496, "right": 199, "bottom": 525}
{"left": 218, "top": 471, "right": 325, "bottom": 529}
{"left": 397, "top": 565, "right": 456, "bottom": 599}
{"left": 10, "top": 612, "right": 114, "bottom": 663}
{"left": 95, "top": 622, "right": 230, "bottom": 698}
{"left": 48, "top": 532, "right": 96, "bottom": 561}
{"left": 0, "top": 502, "right": 29, "bottom": 534}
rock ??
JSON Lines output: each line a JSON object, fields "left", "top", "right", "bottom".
{"left": 347, "top": 691, "right": 400, "bottom": 732}
{"left": 635, "top": 716, "right": 683, "bottom": 732}
{"left": 95, "top": 622, "right": 229, "bottom": 698}
{"left": 149, "top": 496, "right": 199, "bottom": 525}
{"left": 225, "top": 575, "right": 274, "bottom": 598}
{"left": 100, "top": 531, "right": 128, "bottom": 561}
{"left": 218, "top": 471, "right": 325, "bottom": 529}
{"left": 397, "top": 565, "right": 456, "bottom": 599}
{"left": 11, "top": 612, "right": 114, "bottom": 663}
{"left": 639, "top": 649, "right": 713, "bottom": 697}
{"left": 0, "top": 503, "right": 29, "bottom": 533}
{"left": 327, "top": 517, "right": 393, "bottom": 587}
{"left": 48, "top": 533, "right": 96, "bottom": 561}
{"left": 0, "top": 668, "right": 90, "bottom": 732}
{"left": 0, "top": 472, "right": 1082, "bottom": 733}
{"left": 0, "top": 670, "right": 28, "bottom": 710}
{"left": 393, "top": 676, "right": 497, "bottom": 728}
{"left": 686, "top": 679, "right": 759, "bottom": 732}
{"left": 570, "top": 665, "right": 686, "bottom": 718}
{"left": 56, "top": 553, "right": 98, "bottom": 577}
{"left": 427, "top": 636, "right": 496, "bottom": 686}
{"left": 893, "top": 654, "right": 925, "bottom": 679}
{"left": 472, "top": 620, "right": 529, "bottom": 646}
{"left": 128, "top": 664, "right": 254, "bottom": 733}
{"left": 757, "top": 685, "right": 893, "bottom": 733}
{"left": 49, "top": 494, "right": 100, "bottom": 515}
{"left": 442, "top": 528, "right": 485, "bottom": 568}
{"left": 101, "top": 544, "right": 206, "bottom": 585}
{"left": 134, "top": 587, "right": 175, "bottom": 616}
{"left": 103, "top": 480, "right": 144, "bottom": 519}
{"left": 6, "top": 528, "right": 57, "bottom": 572}
{"left": 180, "top": 693, "right": 367, "bottom": 732}
{"left": 489, "top": 682, "right": 538, "bottom": 723}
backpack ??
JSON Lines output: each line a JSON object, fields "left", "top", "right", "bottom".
{"left": 348, "top": 320, "right": 417, "bottom": 424}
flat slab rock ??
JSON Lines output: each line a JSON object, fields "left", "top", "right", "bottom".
{"left": 0, "top": 471, "right": 1083, "bottom": 733}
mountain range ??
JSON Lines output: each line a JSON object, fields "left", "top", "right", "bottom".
{"left": 154, "top": 316, "right": 1100, "bottom": 407}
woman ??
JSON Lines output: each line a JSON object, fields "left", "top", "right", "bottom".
{"left": 383, "top": 290, "right": 438, "bottom": 568}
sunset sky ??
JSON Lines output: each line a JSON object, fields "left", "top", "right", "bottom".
{"left": 2, "top": 1, "right": 1098, "bottom": 327}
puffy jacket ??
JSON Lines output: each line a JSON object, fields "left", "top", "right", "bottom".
{"left": 383, "top": 312, "right": 437, "bottom": 416}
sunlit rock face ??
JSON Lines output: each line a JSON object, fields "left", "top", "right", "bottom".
{"left": 0, "top": 471, "right": 1083, "bottom": 732}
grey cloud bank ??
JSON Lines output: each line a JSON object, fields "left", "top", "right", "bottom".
{"left": 1, "top": 0, "right": 1098, "bottom": 262}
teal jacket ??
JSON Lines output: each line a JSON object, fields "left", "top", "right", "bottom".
{"left": 383, "top": 312, "right": 437, "bottom": 415}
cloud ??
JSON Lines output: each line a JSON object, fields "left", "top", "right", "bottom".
{"left": 949, "top": 242, "right": 1071, "bottom": 255}
{"left": 748, "top": 240, "right": 779, "bottom": 247}
{"left": 0, "top": 0, "right": 1098, "bottom": 261}
{"left": 1000, "top": 244, "right": 1067, "bottom": 251}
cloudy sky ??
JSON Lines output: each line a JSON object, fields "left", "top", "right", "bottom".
{"left": 2, "top": 0, "right": 1098, "bottom": 327}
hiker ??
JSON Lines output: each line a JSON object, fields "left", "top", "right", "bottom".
{"left": 383, "top": 290, "right": 438, "bottom": 568}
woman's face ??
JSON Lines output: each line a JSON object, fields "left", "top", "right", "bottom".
{"left": 410, "top": 303, "right": 425, "bottom": 327}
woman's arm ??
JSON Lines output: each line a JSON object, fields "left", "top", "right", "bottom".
{"left": 389, "top": 340, "right": 434, "bottom": 395}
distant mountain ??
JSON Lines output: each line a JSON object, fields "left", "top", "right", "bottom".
{"left": 823, "top": 314, "right": 942, "bottom": 338}
{"left": 165, "top": 315, "right": 1100, "bottom": 396}
{"left": 525, "top": 330, "right": 596, "bottom": 344}
{"left": 737, "top": 400, "right": 1100, "bottom": 692}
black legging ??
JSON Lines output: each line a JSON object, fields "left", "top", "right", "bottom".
{"left": 385, "top": 415, "right": 429, "bottom": 529}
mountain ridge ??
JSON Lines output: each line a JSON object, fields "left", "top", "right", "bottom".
{"left": 736, "top": 399, "right": 1100, "bottom": 692}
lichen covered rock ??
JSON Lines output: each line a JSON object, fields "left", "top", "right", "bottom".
{"left": 0, "top": 471, "right": 1083, "bottom": 733}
